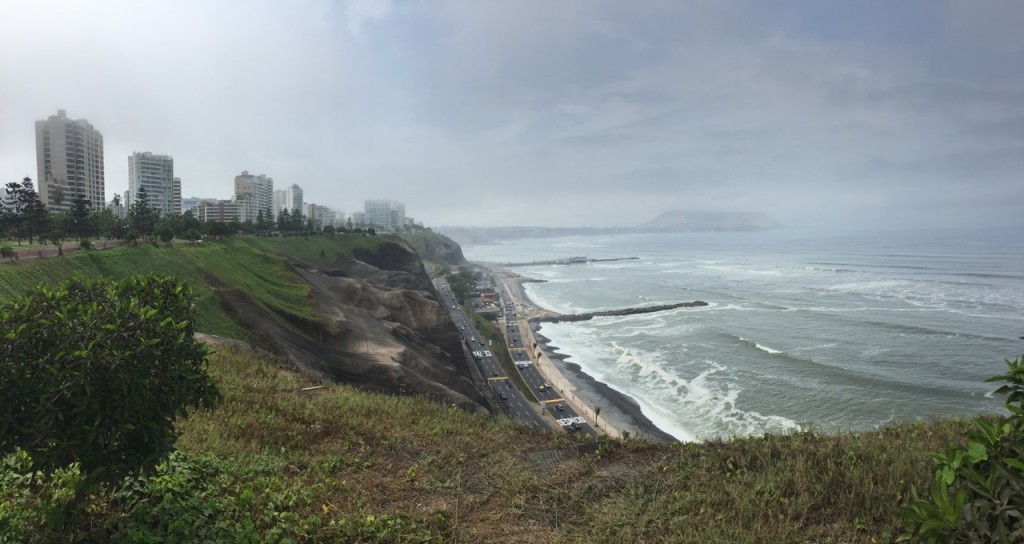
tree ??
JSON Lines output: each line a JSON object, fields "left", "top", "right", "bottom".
{"left": 68, "top": 191, "right": 93, "bottom": 241}
{"left": 0, "top": 276, "right": 220, "bottom": 493}
{"left": 156, "top": 225, "right": 174, "bottom": 244}
{"left": 92, "top": 207, "right": 122, "bottom": 240}
{"left": 277, "top": 208, "right": 291, "bottom": 234}
{"left": 128, "top": 186, "right": 158, "bottom": 238}
{"left": 446, "top": 268, "right": 482, "bottom": 304}
{"left": 183, "top": 227, "right": 202, "bottom": 244}
{"left": 14, "top": 177, "right": 48, "bottom": 245}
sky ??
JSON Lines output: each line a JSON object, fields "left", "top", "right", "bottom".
{"left": 1, "top": 0, "right": 1022, "bottom": 230}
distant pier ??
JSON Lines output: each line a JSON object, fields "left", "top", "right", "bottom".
{"left": 503, "top": 256, "right": 639, "bottom": 267}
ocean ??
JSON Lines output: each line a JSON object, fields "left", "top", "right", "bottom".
{"left": 462, "top": 228, "right": 1024, "bottom": 442}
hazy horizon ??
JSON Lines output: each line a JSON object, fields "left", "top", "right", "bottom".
{"left": 2, "top": 1, "right": 1022, "bottom": 230}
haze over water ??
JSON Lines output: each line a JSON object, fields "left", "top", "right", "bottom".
{"left": 465, "top": 228, "right": 1024, "bottom": 442}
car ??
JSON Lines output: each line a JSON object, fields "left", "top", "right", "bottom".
{"left": 538, "top": 385, "right": 546, "bottom": 391}
{"left": 555, "top": 404, "right": 564, "bottom": 411}
{"left": 499, "top": 393, "right": 507, "bottom": 400}
{"left": 544, "top": 382, "right": 552, "bottom": 389}
{"left": 459, "top": 325, "right": 465, "bottom": 330}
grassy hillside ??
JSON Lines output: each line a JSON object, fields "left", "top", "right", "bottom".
{"left": 0, "top": 235, "right": 390, "bottom": 339}
{"left": 1, "top": 343, "right": 973, "bottom": 542}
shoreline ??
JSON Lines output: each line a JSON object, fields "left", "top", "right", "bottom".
{"left": 491, "top": 264, "right": 678, "bottom": 444}
{"left": 530, "top": 324, "right": 678, "bottom": 444}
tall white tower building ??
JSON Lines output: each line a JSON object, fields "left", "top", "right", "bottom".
{"left": 234, "top": 171, "right": 274, "bottom": 223}
{"left": 128, "top": 152, "right": 180, "bottom": 216}
{"left": 35, "top": 109, "right": 105, "bottom": 212}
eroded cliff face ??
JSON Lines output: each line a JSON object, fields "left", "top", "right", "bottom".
{"left": 213, "top": 239, "right": 490, "bottom": 414}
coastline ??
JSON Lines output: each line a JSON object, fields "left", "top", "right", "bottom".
{"left": 493, "top": 265, "right": 678, "bottom": 444}
{"left": 530, "top": 324, "right": 678, "bottom": 444}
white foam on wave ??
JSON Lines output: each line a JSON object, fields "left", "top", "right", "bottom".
{"left": 601, "top": 341, "right": 801, "bottom": 441}
{"left": 704, "top": 302, "right": 758, "bottom": 312}
{"left": 756, "top": 343, "right": 783, "bottom": 355}
{"left": 737, "top": 336, "right": 784, "bottom": 355}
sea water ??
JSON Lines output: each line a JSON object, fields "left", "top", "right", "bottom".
{"left": 462, "top": 228, "right": 1024, "bottom": 442}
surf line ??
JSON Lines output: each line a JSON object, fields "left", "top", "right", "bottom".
{"left": 534, "top": 301, "right": 709, "bottom": 324}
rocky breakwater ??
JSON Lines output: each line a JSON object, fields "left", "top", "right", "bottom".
{"left": 534, "top": 301, "right": 708, "bottom": 323}
{"left": 214, "top": 239, "right": 491, "bottom": 415}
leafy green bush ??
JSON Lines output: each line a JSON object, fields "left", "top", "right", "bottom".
{"left": 901, "top": 355, "right": 1024, "bottom": 543}
{"left": 0, "top": 275, "right": 220, "bottom": 492}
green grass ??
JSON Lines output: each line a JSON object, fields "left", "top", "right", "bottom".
{"left": 0, "top": 235, "right": 390, "bottom": 339}
{"left": 1, "top": 344, "right": 977, "bottom": 542}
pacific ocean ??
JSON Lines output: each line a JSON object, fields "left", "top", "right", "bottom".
{"left": 463, "top": 228, "right": 1024, "bottom": 442}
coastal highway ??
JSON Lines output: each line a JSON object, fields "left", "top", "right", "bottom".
{"left": 434, "top": 279, "right": 548, "bottom": 430}
{"left": 500, "top": 299, "right": 598, "bottom": 437}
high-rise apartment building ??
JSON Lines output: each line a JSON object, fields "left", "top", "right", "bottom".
{"left": 128, "top": 152, "right": 181, "bottom": 216}
{"left": 272, "top": 184, "right": 303, "bottom": 218}
{"left": 364, "top": 199, "right": 406, "bottom": 232}
{"left": 35, "top": 109, "right": 105, "bottom": 212}
{"left": 282, "top": 184, "right": 303, "bottom": 215}
{"left": 197, "top": 200, "right": 239, "bottom": 223}
{"left": 233, "top": 170, "right": 273, "bottom": 223}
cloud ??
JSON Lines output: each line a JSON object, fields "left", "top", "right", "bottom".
{"left": 346, "top": 0, "right": 393, "bottom": 42}
{"left": 0, "top": 1, "right": 1021, "bottom": 229}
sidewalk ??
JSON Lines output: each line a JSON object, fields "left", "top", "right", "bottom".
{"left": 4, "top": 240, "right": 125, "bottom": 261}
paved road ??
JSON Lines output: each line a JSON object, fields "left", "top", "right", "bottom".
{"left": 434, "top": 278, "right": 548, "bottom": 430}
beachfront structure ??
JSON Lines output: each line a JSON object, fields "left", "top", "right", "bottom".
{"left": 35, "top": 109, "right": 105, "bottom": 212}
{"left": 364, "top": 199, "right": 406, "bottom": 232}
{"left": 128, "top": 152, "right": 180, "bottom": 216}
{"left": 233, "top": 170, "right": 273, "bottom": 223}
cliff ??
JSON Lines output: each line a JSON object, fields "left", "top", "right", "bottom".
{"left": 402, "top": 231, "right": 467, "bottom": 266}
{"left": 206, "top": 239, "right": 490, "bottom": 414}
{"left": 0, "top": 235, "right": 489, "bottom": 414}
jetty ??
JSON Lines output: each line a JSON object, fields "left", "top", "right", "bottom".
{"left": 502, "top": 256, "right": 639, "bottom": 267}
{"left": 533, "top": 301, "right": 708, "bottom": 323}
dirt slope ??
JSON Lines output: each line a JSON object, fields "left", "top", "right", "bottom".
{"left": 212, "top": 239, "right": 491, "bottom": 414}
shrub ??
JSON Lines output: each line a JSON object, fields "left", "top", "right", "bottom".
{"left": 79, "top": 238, "right": 91, "bottom": 250}
{"left": 0, "top": 246, "right": 12, "bottom": 259}
{"left": 901, "top": 355, "right": 1024, "bottom": 543}
{"left": 0, "top": 275, "right": 220, "bottom": 492}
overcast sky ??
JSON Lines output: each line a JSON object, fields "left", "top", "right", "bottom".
{"left": 1, "top": 1, "right": 1022, "bottom": 229}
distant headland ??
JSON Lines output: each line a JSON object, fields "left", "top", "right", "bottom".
{"left": 439, "top": 210, "right": 782, "bottom": 245}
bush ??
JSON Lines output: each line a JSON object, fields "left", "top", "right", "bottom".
{"left": 0, "top": 246, "right": 12, "bottom": 259}
{"left": 0, "top": 275, "right": 220, "bottom": 492}
{"left": 901, "top": 355, "right": 1024, "bottom": 543}
{"left": 79, "top": 238, "right": 91, "bottom": 250}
